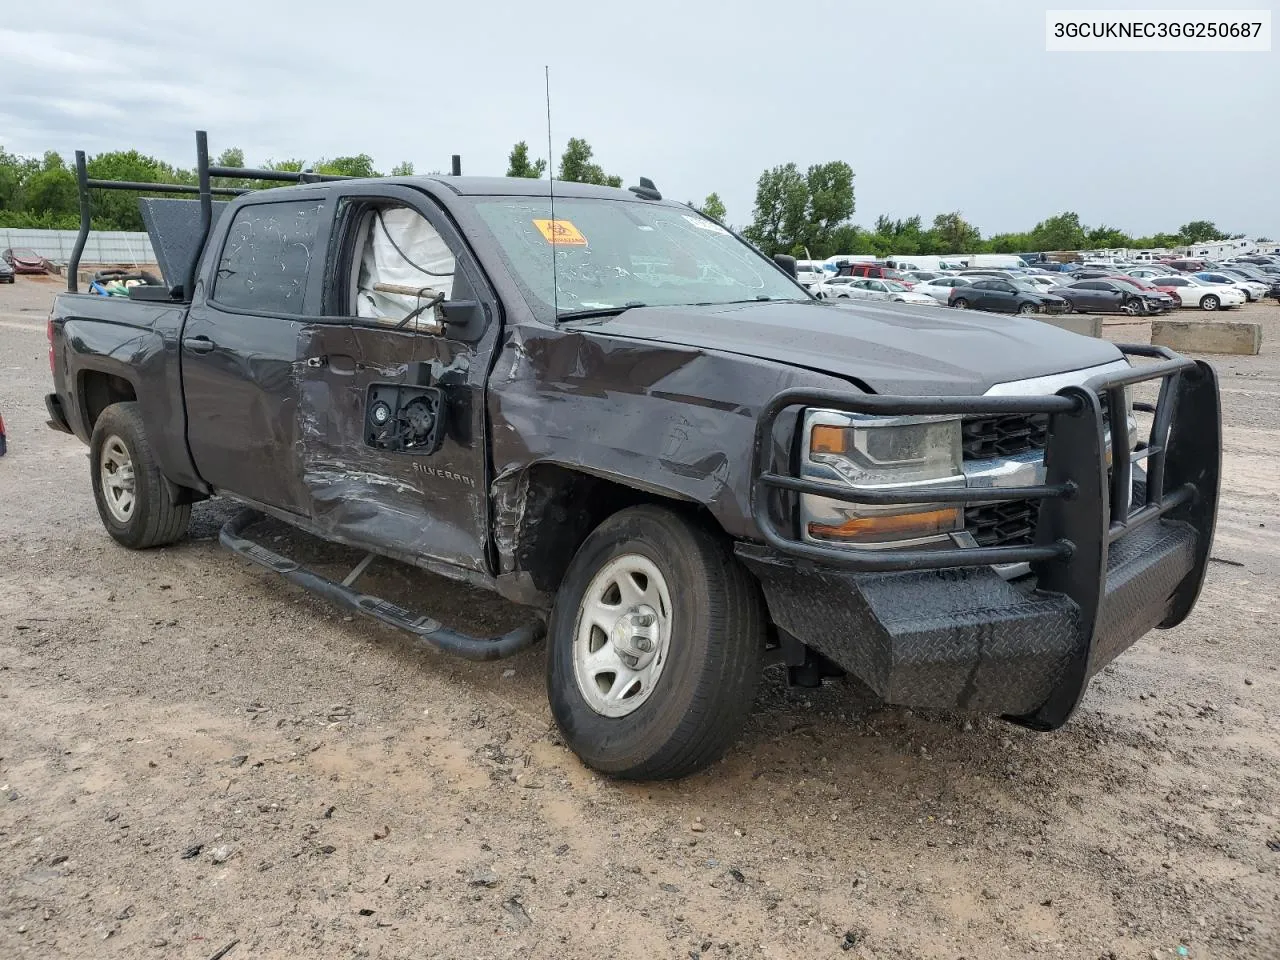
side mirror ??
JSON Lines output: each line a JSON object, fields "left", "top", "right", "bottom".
{"left": 440, "top": 299, "right": 487, "bottom": 342}
{"left": 773, "top": 253, "right": 798, "bottom": 278}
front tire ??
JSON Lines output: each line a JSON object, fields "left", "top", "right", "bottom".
{"left": 1017, "top": 301, "right": 1037, "bottom": 315}
{"left": 547, "top": 505, "right": 765, "bottom": 780}
{"left": 90, "top": 402, "right": 191, "bottom": 549}
{"left": 1201, "top": 295, "right": 1219, "bottom": 311}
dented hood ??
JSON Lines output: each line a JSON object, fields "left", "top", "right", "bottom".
{"left": 572, "top": 300, "right": 1123, "bottom": 396}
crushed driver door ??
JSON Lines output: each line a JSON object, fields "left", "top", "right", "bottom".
{"left": 295, "top": 185, "right": 498, "bottom": 574}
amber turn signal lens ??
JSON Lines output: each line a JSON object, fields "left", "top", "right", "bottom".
{"left": 809, "top": 424, "right": 849, "bottom": 455}
{"left": 808, "top": 507, "right": 961, "bottom": 542}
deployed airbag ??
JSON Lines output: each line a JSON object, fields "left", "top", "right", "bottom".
{"left": 357, "top": 208, "right": 455, "bottom": 322}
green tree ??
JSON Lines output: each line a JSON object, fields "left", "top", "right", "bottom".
{"left": 1085, "top": 224, "right": 1133, "bottom": 249}
{"left": 84, "top": 150, "right": 181, "bottom": 230}
{"left": 0, "top": 147, "right": 40, "bottom": 212}
{"left": 558, "top": 138, "right": 621, "bottom": 187}
{"left": 1178, "top": 220, "right": 1226, "bottom": 244}
{"left": 803, "top": 161, "right": 855, "bottom": 255}
{"left": 315, "top": 154, "right": 380, "bottom": 178}
{"left": 263, "top": 158, "right": 305, "bottom": 173}
{"left": 929, "top": 211, "right": 981, "bottom": 254}
{"left": 743, "top": 162, "right": 808, "bottom": 254}
{"left": 1030, "top": 211, "right": 1087, "bottom": 251}
{"left": 23, "top": 151, "right": 78, "bottom": 219}
{"left": 506, "top": 141, "right": 546, "bottom": 179}
{"left": 693, "top": 192, "right": 726, "bottom": 222}
{"left": 390, "top": 161, "right": 414, "bottom": 177}
{"left": 985, "top": 232, "right": 1032, "bottom": 254}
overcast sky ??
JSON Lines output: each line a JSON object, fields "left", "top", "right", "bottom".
{"left": 1, "top": 0, "right": 1275, "bottom": 237}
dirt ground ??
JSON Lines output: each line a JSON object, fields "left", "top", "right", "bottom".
{"left": 1, "top": 274, "right": 1277, "bottom": 960}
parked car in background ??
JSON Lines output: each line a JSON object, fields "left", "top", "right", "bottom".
{"left": 1195, "top": 271, "right": 1268, "bottom": 302}
{"left": 1023, "top": 275, "right": 1066, "bottom": 293}
{"left": 827, "top": 278, "right": 937, "bottom": 305}
{"left": 949, "top": 278, "right": 1067, "bottom": 314}
{"left": 794, "top": 260, "right": 827, "bottom": 289}
{"left": 1161, "top": 258, "right": 1216, "bottom": 273}
{"left": 900, "top": 270, "right": 947, "bottom": 284}
{"left": 835, "top": 261, "right": 913, "bottom": 285}
{"left": 1220, "top": 265, "right": 1280, "bottom": 299}
{"left": 1054, "top": 279, "right": 1175, "bottom": 315}
{"left": 1125, "top": 266, "right": 1177, "bottom": 281}
{"left": 912, "top": 275, "right": 975, "bottom": 302}
{"left": 2, "top": 248, "right": 52, "bottom": 274}
{"left": 1151, "top": 275, "right": 1245, "bottom": 310}
{"left": 958, "top": 269, "right": 1024, "bottom": 282}
{"left": 1122, "top": 275, "right": 1184, "bottom": 306}
{"left": 0, "top": 258, "right": 14, "bottom": 284}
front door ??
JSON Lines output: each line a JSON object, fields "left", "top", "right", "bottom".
{"left": 294, "top": 185, "right": 498, "bottom": 574}
{"left": 182, "top": 192, "right": 330, "bottom": 513}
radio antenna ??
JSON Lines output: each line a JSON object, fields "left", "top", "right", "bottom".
{"left": 545, "top": 65, "right": 560, "bottom": 325}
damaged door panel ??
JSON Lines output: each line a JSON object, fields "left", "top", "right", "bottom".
{"left": 183, "top": 193, "right": 329, "bottom": 514}
{"left": 295, "top": 184, "right": 499, "bottom": 572}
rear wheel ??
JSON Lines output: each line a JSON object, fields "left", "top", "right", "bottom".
{"left": 1201, "top": 294, "right": 1220, "bottom": 311}
{"left": 952, "top": 298, "right": 969, "bottom": 310}
{"left": 547, "top": 505, "right": 765, "bottom": 780}
{"left": 90, "top": 402, "right": 191, "bottom": 549}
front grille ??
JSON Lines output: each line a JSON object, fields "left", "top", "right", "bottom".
{"left": 962, "top": 395, "right": 1111, "bottom": 461}
{"left": 965, "top": 500, "right": 1037, "bottom": 548}
{"left": 961, "top": 413, "right": 1048, "bottom": 459}
{"left": 960, "top": 394, "right": 1116, "bottom": 549}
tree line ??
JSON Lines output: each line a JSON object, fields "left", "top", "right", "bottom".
{"left": 1, "top": 139, "right": 1262, "bottom": 252}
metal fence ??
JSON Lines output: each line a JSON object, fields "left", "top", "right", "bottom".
{"left": 0, "top": 229, "right": 155, "bottom": 265}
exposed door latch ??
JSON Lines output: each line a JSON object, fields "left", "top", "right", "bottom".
{"left": 306, "top": 356, "right": 326, "bottom": 368}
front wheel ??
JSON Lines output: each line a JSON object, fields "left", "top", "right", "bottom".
{"left": 547, "top": 505, "right": 765, "bottom": 780}
{"left": 1017, "top": 301, "right": 1037, "bottom": 315}
{"left": 90, "top": 402, "right": 191, "bottom": 549}
{"left": 1201, "top": 295, "right": 1220, "bottom": 311}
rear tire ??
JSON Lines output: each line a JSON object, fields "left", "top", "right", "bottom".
{"left": 547, "top": 505, "right": 765, "bottom": 780}
{"left": 90, "top": 402, "right": 191, "bottom": 549}
{"left": 1201, "top": 295, "right": 1219, "bottom": 311}
{"left": 952, "top": 298, "right": 969, "bottom": 310}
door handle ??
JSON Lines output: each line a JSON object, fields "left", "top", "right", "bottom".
{"left": 183, "top": 336, "right": 216, "bottom": 355}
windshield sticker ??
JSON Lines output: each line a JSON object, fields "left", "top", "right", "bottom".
{"left": 532, "top": 219, "right": 588, "bottom": 246}
{"left": 682, "top": 215, "right": 728, "bottom": 235}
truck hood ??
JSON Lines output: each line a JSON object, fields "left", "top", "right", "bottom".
{"left": 571, "top": 300, "right": 1122, "bottom": 396}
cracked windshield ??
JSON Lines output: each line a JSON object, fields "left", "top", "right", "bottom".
{"left": 472, "top": 196, "right": 810, "bottom": 321}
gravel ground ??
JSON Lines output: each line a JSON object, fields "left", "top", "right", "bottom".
{"left": 1, "top": 275, "right": 1277, "bottom": 960}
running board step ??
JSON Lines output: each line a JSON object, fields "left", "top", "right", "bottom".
{"left": 220, "top": 510, "right": 543, "bottom": 661}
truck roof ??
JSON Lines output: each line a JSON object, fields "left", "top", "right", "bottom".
{"left": 413, "top": 175, "right": 652, "bottom": 201}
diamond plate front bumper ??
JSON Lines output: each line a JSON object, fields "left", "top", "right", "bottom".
{"left": 743, "top": 346, "right": 1221, "bottom": 729}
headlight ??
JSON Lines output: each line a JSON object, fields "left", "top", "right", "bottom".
{"left": 801, "top": 411, "right": 964, "bottom": 546}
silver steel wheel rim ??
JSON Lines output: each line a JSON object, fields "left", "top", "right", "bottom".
{"left": 1203, "top": 297, "right": 1217, "bottom": 310}
{"left": 100, "top": 436, "right": 136, "bottom": 524}
{"left": 1019, "top": 302, "right": 1035, "bottom": 314}
{"left": 572, "top": 553, "right": 673, "bottom": 718}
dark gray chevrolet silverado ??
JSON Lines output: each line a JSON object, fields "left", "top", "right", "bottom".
{"left": 45, "top": 135, "right": 1220, "bottom": 779}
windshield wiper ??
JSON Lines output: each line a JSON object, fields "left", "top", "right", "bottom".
{"left": 556, "top": 301, "right": 647, "bottom": 322}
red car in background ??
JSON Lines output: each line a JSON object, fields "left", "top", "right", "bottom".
{"left": 834, "top": 261, "right": 915, "bottom": 287}
{"left": 2, "top": 248, "right": 52, "bottom": 274}
{"left": 1117, "top": 275, "right": 1183, "bottom": 306}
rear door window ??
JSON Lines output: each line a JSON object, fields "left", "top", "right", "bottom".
{"left": 214, "top": 200, "right": 325, "bottom": 314}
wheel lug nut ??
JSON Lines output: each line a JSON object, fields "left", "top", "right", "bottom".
{"left": 634, "top": 613, "right": 655, "bottom": 627}
{"left": 633, "top": 636, "right": 653, "bottom": 653}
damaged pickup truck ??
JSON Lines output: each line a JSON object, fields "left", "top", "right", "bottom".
{"left": 46, "top": 133, "right": 1220, "bottom": 779}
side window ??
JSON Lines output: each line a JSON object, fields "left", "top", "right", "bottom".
{"left": 214, "top": 200, "right": 324, "bottom": 313}
{"left": 351, "top": 205, "right": 456, "bottom": 324}
{"left": 998, "top": 282, "right": 1016, "bottom": 293}
{"left": 972, "top": 281, "right": 993, "bottom": 290}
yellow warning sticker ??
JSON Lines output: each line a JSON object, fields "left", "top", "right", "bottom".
{"left": 532, "top": 218, "right": 588, "bottom": 246}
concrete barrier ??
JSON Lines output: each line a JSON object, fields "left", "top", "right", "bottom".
{"left": 1151, "top": 320, "right": 1262, "bottom": 356}
{"left": 1039, "top": 314, "right": 1103, "bottom": 337}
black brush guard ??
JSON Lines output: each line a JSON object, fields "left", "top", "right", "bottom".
{"left": 739, "top": 345, "right": 1221, "bottom": 729}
